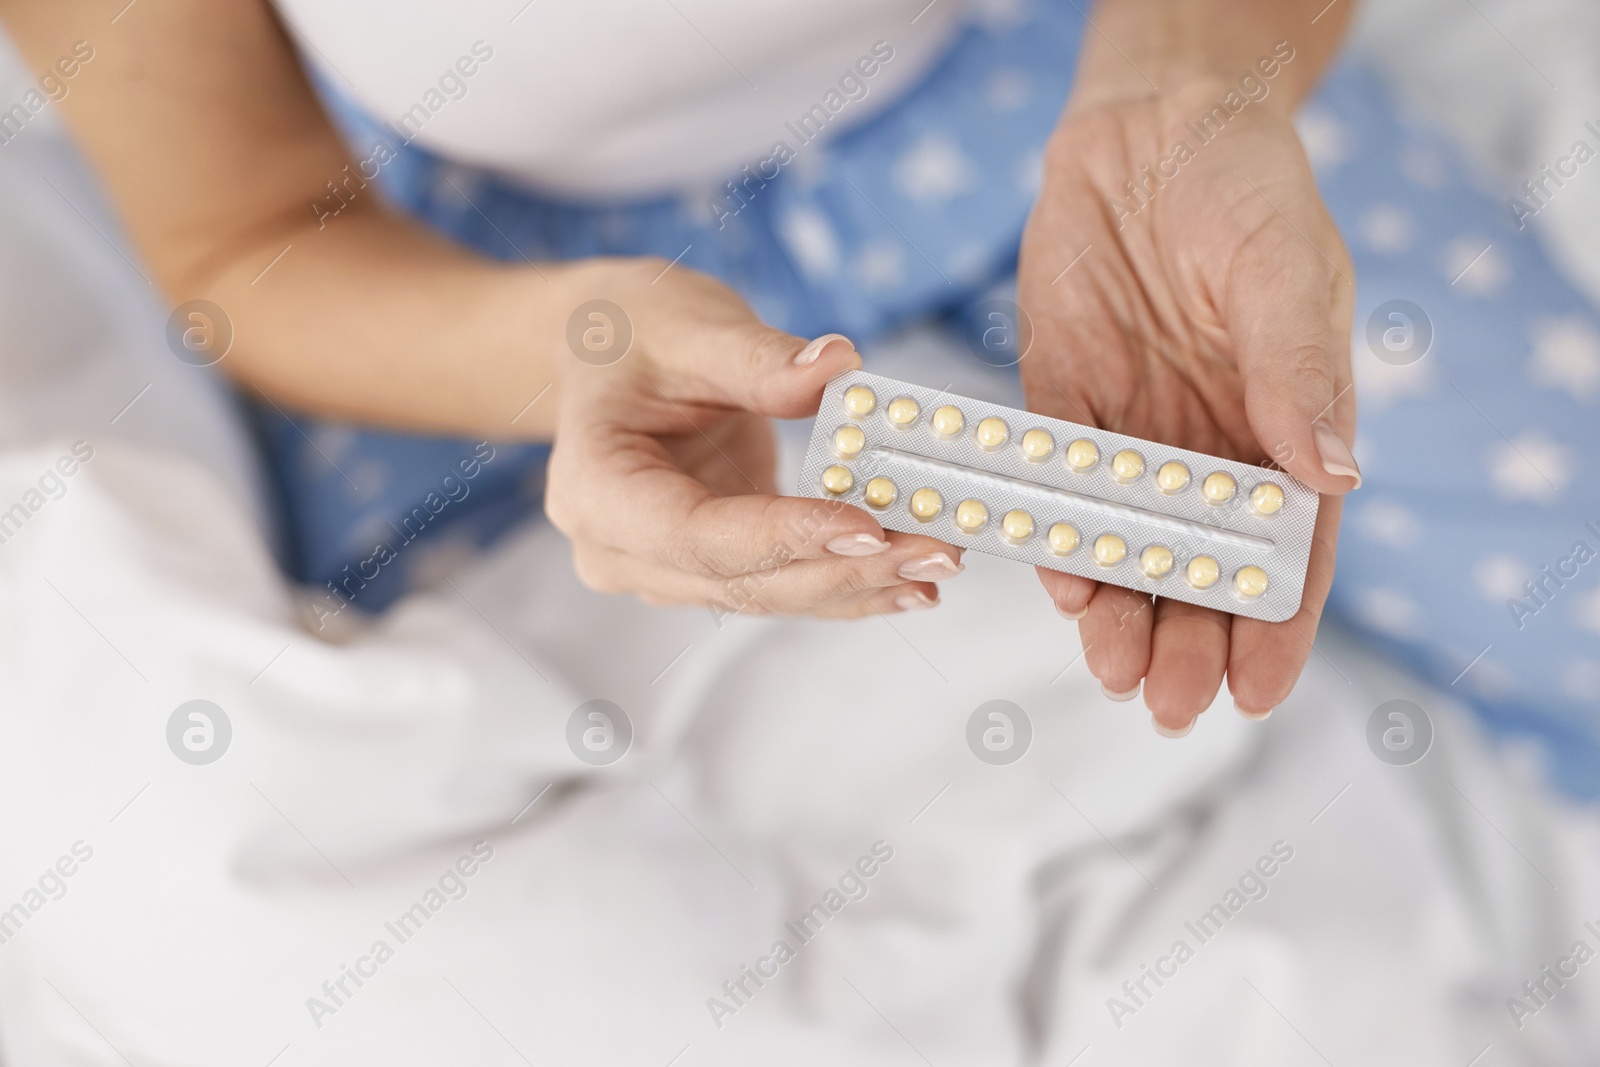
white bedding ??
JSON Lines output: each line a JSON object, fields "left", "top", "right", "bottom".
{"left": 1355, "top": 0, "right": 1600, "bottom": 307}
{"left": 2, "top": 21, "right": 1600, "bottom": 1067}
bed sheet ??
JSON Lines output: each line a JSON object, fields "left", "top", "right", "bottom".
{"left": 3, "top": 25, "right": 1600, "bottom": 1066}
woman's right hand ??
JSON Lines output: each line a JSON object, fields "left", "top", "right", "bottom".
{"left": 545, "top": 259, "right": 966, "bottom": 619}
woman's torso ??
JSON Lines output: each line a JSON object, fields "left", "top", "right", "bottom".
{"left": 274, "top": 0, "right": 969, "bottom": 197}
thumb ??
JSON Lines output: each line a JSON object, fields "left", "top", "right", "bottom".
{"left": 1230, "top": 248, "right": 1361, "bottom": 495}
{"left": 697, "top": 326, "right": 863, "bottom": 419}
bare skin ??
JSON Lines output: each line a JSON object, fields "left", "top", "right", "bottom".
{"left": 0, "top": 0, "right": 1359, "bottom": 718}
{"left": 0, "top": 0, "right": 954, "bottom": 617}
{"left": 1020, "top": 0, "right": 1360, "bottom": 729}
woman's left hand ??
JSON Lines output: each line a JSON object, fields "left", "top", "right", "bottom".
{"left": 1016, "top": 76, "right": 1358, "bottom": 732}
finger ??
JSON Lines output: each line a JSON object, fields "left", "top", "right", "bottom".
{"left": 1143, "top": 599, "right": 1230, "bottom": 736}
{"left": 1226, "top": 493, "right": 1344, "bottom": 716}
{"left": 670, "top": 322, "right": 864, "bottom": 420}
{"left": 555, "top": 434, "right": 893, "bottom": 569}
{"left": 1035, "top": 566, "right": 1098, "bottom": 620}
{"left": 812, "top": 581, "right": 942, "bottom": 620}
{"left": 705, "top": 532, "right": 963, "bottom": 615}
{"left": 573, "top": 529, "right": 958, "bottom": 617}
{"left": 571, "top": 541, "right": 799, "bottom": 612}
{"left": 662, "top": 490, "right": 892, "bottom": 573}
{"left": 656, "top": 490, "right": 963, "bottom": 576}
{"left": 687, "top": 577, "right": 941, "bottom": 619}
{"left": 1228, "top": 211, "right": 1360, "bottom": 495}
{"left": 570, "top": 543, "right": 710, "bottom": 606}
{"left": 557, "top": 376, "right": 940, "bottom": 565}
{"left": 725, "top": 575, "right": 942, "bottom": 619}
{"left": 575, "top": 542, "right": 943, "bottom": 621}
{"left": 1078, "top": 584, "right": 1154, "bottom": 700}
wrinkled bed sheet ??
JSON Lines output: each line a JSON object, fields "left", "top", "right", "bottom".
{"left": 2, "top": 26, "right": 1599, "bottom": 1067}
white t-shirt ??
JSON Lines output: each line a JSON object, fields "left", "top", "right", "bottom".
{"left": 275, "top": 0, "right": 968, "bottom": 198}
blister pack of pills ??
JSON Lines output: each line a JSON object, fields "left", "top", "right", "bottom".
{"left": 798, "top": 371, "right": 1318, "bottom": 622}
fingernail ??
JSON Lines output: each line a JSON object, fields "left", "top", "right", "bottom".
{"left": 1101, "top": 682, "right": 1140, "bottom": 702}
{"left": 1313, "top": 420, "right": 1362, "bottom": 489}
{"left": 794, "top": 333, "right": 854, "bottom": 366}
{"left": 1056, "top": 603, "right": 1087, "bottom": 621}
{"left": 826, "top": 532, "right": 888, "bottom": 557}
{"left": 897, "top": 554, "right": 963, "bottom": 581}
{"left": 894, "top": 591, "right": 938, "bottom": 611}
{"left": 1234, "top": 700, "right": 1274, "bottom": 721}
{"left": 1153, "top": 716, "right": 1194, "bottom": 738}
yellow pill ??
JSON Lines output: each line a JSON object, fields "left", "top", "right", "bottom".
{"left": 1201, "top": 471, "right": 1237, "bottom": 505}
{"left": 1093, "top": 533, "right": 1127, "bottom": 567}
{"left": 1111, "top": 450, "right": 1145, "bottom": 483}
{"left": 821, "top": 466, "right": 854, "bottom": 495}
{"left": 1234, "top": 565, "right": 1269, "bottom": 598}
{"left": 1065, "top": 438, "right": 1099, "bottom": 471}
{"left": 954, "top": 498, "right": 988, "bottom": 532}
{"left": 1021, "top": 428, "right": 1055, "bottom": 460}
{"left": 910, "top": 487, "right": 942, "bottom": 520}
{"left": 975, "top": 417, "right": 1009, "bottom": 450}
{"left": 864, "top": 477, "right": 896, "bottom": 508}
{"left": 1140, "top": 545, "right": 1175, "bottom": 578}
{"left": 886, "top": 396, "right": 920, "bottom": 427}
{"left": 1047, "top": 523, "right": 1080, "bottom": 556}
{"left": 1186, "top": 555, "right": 1220, "bottom": 589}
{"left": 843, "top": 385, "right": 876, "bottom": 417}
{"left": 1250, "top": 482, "right": 1285, "bottom": 516}
{"left": 833, "top": 425, "right": 866, "bottom": 459}
{"left": 1001, "top": 509, "right": 1034, "bottom": 543}
{"left": 932, "top": 405, "right": 965, "bottom": 437}
{"left": 1156, "top": 461, "right": 1191, "bottom": 494}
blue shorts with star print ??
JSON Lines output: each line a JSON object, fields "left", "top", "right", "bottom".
{"left": 263, "top": 1, "right": 1600, "bottom": 796}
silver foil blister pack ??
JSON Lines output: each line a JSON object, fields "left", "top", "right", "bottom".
{"left": 798, "top": 370, "right": 1318, "bottom": 622}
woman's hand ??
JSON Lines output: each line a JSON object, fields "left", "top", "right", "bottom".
{"left": 546, "top": 260, "right": 965, "bottom": 619}
{"left": 1017, "top": 77, "right": 1358, "bottom": 731}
